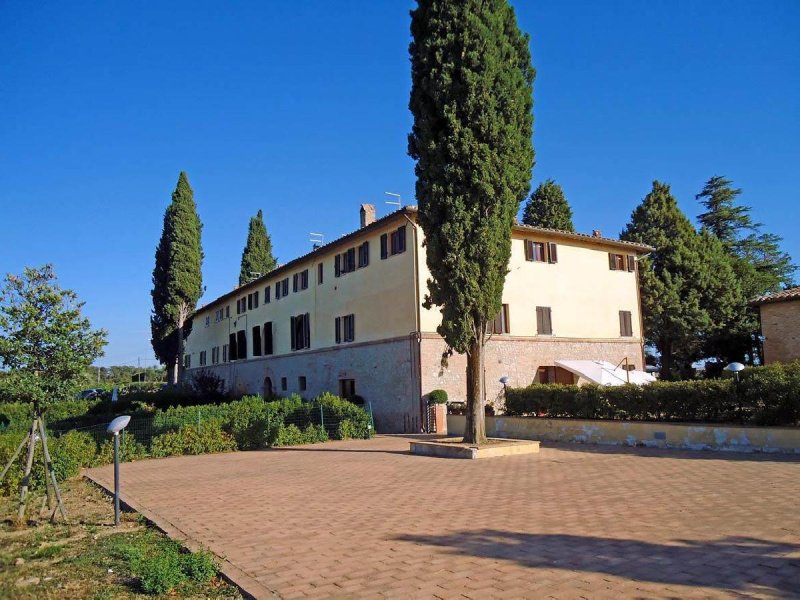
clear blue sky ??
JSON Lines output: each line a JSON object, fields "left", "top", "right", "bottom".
{"left": 2, "top": 1, "right": 798, "bottom": 367}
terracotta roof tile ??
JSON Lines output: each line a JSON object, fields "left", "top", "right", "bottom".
{"left": 752, "top": 286, "right": 800, "bottom": 305}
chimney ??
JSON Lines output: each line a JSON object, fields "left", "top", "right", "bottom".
{"left": 592, "top": 229, "right": 602, "bottom": 238}
{"left": 360, "top": 203, "right": 376, "bottom": 228}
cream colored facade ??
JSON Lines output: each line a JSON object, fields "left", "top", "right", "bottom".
{"left": 184, "top": 206, "right": 650, "bottom": 432}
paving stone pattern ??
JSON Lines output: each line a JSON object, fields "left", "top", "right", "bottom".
{"left": 85, "top": 436, "right": 800, "bottom": 599}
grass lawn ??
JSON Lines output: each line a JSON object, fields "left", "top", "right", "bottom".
{"left": 0, "top": 478, "right": 242, "bottom": 599}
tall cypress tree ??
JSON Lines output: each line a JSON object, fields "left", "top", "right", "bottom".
{"left": 522, "top": 179, "right": 574, "bottom": 231}
{"left": 409, "top": 0, "right": 534, "bottom": 443}
{"left": 239, "top": 209, "right": 277, "bottom": 285}
{"left": 621, "top": 181, "right": 741, "bottom": 379}
{"left": 151, "top": 172, "right": 203, "bottom": 384}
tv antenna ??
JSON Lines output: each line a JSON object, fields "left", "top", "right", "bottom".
{"left": 384, "top": 192, "right": 402, "bottom": 210}
{"left": 310, "top": 232, "right": 324, "bottom": 250}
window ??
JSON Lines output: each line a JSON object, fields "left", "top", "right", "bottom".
{"left": 380, "top": 233, "right": 388, "bottom": 259}
{"left": 609, "top": 253, "right": 634, "bottom": 271}
{"left": 205, "top": 316, "right": 210, "bottom": 327}
{"left": 236, "top": 299, "right": 241, "bottom": 315}
{"left": 293, "top": 273, "right": 299, "bottom": 292}
{"left": 335, "top": 314, "right": 355, "bottom": 344}
{"left": 254, "top": 291, "right": 259, "bottom": 308}
{"left": 525, "top": 240, "right": 558, "bottom": 263}
{"left": 229, "top": 333, "right": 237, "bottom": 361}
{"left": 298, "top": 376, "right": 307, "bottom": 391}
{"left": 275, "top": 281, "right": 281, "bottom": 299}
{"left": 390, "top": 226, "right": 406, "bottom": 255}
{"left": 281, "top": 377, "right": 287, "bottom": 391}
{"left": 318, "top": 263, "right": 324, "bottom": 285}
{"left": 335, "top": 254, "right": 341, "bottom": 277}
{"left": 211, "top": 347, "right": 218, "bottom": 364}
{"left": 619, "top": 310, "right": 633, "bottom": 337}
{"left": 225, "top": 305, "right": 230, "bottom": 319}
{"left": 263, "top": 322, "right": 273, "bottom": 355}
{"left": 247, "top": 293, "right": 253, "bottom": 310}
{"left": 237, "top": 330, "right": 247, "bottom": 360}
{"left": 252, "top": 325, "right": 262, "bottom": 356}
{"left": 301, "top": 269, "right": 309, "bottom": 289}
{"left": 184, "top": 354, "right": 191, "bottom": 369}
{"left": 357, "top": 241, "right": 369, "bottom": 268}
{"left": 223, "top": 344, "right": 228, "bottom": 363}
{"left": 339, "top": 379, "right": 356, "bottom": 399}
{"left": 282, "top": 278, "right": 289, "bottom": 296}
{"left": 487, "top": 304, "right": 510, "bottom": 334}
{"left": 265, "top": 286, "right": 271, "bottom": 303}
{"left": 290, "top": 313, "right": 311, "bottom": 350}
{"left": 199, "top": 351, "right": 206, "bottom": 366}
{"left": 536, "top": 306, "right": 553, "bottom": 335}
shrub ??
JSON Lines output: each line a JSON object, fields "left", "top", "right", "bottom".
{"left": 225, "top": 395, "right": 270, "bottom": 449}
{"left": 505, "top": 362, "right": 800, "bottom": 426}
{"left": 94, "top": 434, "right": 149, "bottom": 466}
{"left": 50, "top": 430, "right": 97, "bottom": 480}
{"left": 271, "top": 423, "right": 328, "bottom": 446}
{"left": 428, "top": 389, "right": 448, "bottom": 404}
{"left": 150, "top": 420, "right": 237, "bottom": 458}
{"left": 182, "top": 550, "right": 218, "bottom": 583}
{"left": 137, "top": 550, "right": 187, "bottom": 594}
{"left": 189, "top": 369, "right": 226, "bottom": 402}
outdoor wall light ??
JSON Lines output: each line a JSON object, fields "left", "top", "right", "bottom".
{"left": 107, "top": 415, "right": 131, "bottom": 527}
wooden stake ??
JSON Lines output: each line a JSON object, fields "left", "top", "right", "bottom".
{"left": 17, "top": 419, "right": 38, "bottom": 523}
{"left": 0, "top": 431, "right": 31, "bottom": 483}
{"left": 38, "top": 418, "right": 67, "bottom": 523}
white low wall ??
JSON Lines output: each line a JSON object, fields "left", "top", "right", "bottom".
{"left": 447, "top": 415, "right": 800, "bottom": 454}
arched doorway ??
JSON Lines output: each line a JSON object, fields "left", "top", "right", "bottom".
{"left": 264, "top": 376, "right": 273, "bottom": 399}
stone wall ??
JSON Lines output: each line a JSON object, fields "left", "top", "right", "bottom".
{"left": 184, "top": 336, "right": 421, "bottom": 433}
{"left": 420, "top": 334, "right": 644, "bottom": 412}
{"left": 448, "top": 415, "right": 800, "bottom": 454}
{"left": 761, "top": 300, "right": 800, "bottom": 364}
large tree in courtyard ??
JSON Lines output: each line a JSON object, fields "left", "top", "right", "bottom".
{"left": 239, "top": 209, "right": 277, "bottom": 285}
{"left": 409, "top": 0, "right": 535, "bottom": 443}
{"left": 696, "top": 175, "right": 795, "bottom": 364}
{"left": 621, "top": 181, "right": 741, "bottom": 379}
{"left": 522, "top": 179, "right": 574, "bottom": 231}
{"left": 0, "top": 265, "right": 107, "bottom": 413}
{"left": 151, "top": 172, "right": 203, "bottom": 385}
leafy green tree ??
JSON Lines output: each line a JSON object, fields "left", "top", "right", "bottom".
{"left": 239, "top": 209, "right": 277, "bottom": 285}
{"left": 151, "top": 172, "right": 203, "bottom": 385}
{"left": 621, "top": 181, "right": 741, "bottom": 379}
{"left": 522, "top": 179, "right": 574, "bottom": 231}
{"left": 696, "top": 175, "right": 795, "bottom": 363}
{"left": 0, "top": 265, "right": 107, "bottom": 412}
{"left": 409, "top": 0, "right": 535, "bottom": 443}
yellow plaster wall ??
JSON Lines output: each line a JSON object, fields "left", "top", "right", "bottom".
{"left": 185, "top": 217, "right": 418, "bottom": 364}
{"left": 417, "top": 225, "right": 643, "bottom": 340}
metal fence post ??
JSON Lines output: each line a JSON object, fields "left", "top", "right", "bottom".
{"left": 319, "top": 403, "right": 325, "bottom": 430}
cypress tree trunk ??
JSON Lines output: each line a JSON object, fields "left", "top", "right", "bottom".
{"left": 464, "top": 336, "right": 487, "bottom": 445}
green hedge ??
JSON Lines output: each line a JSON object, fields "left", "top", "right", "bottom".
{"left": 505, "top": 361, "right": 800, "bottom": 426}
{"left": 0, "top": 392, "right": 374, "bottom": 496}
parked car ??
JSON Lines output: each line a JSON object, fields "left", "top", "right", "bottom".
{"left": 76, "top": 388, "right": 104, "bottom": 400}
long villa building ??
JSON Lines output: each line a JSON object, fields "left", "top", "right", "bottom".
{"left": 183, "top": 205, "right": 652, "bottom": 433}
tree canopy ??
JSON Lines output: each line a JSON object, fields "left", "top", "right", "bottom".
{"left": 522, "top": 179, "right": 574, "bottom": 231}
{"left": 696, "top": 175, "right": 795, "bottom": 364}
{"left": 621, "top": 181, "right": 742, "bottom": 379}
{"left": 409, "top": 0, "right": 534, "bottom": 442}
{"left": 239, "top": 209, "right": 277, "bottom": 285}
{"left": 150, "top": 172, "right": 203, "bottom": 384}
{"left": 0, "top": 265, "right": 107, "bottom": 411}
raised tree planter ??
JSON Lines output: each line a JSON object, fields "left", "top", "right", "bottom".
{"left": 409, "top": 437, "right": 540, "bottom": 459}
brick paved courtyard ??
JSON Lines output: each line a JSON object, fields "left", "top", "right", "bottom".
{"left": 85, "top": 436, "right": 800, "bottom": 599}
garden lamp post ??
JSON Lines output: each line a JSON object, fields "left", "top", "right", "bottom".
{"left": 499, "top": 376, "right": 509, "bottom": 393}
{"left": 726, "top": 362, "right": 745, "bottom": 382}
{"left": 107, "top": 415, "right": 131, "bottom": 527}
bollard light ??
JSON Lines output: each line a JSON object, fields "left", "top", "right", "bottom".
{"left": 107, "top": 415, "right": 131, "bottom": 527}
{"left": 726, "top": 362, "right": 745, "bottom": 382}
